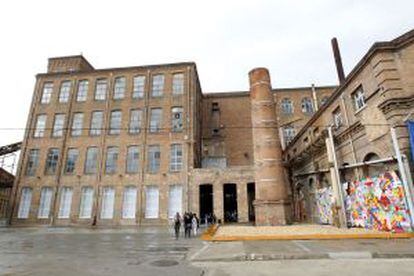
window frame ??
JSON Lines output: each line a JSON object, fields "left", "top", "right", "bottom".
{"left": 76, "top": 80, "right": 89, "bottom": 102}
{"left": 113, "top": 76, "right": 126, "bottom": 100}
{"left": 58, "top": 81, "right": 72, "bottom": 103}
{"left": 94, "top": 78, "right": 107, "bottom": 101}
{"left": 132, "top": 75, "right": 145, "bottom": 99}
{"left": 109, "top": 110, "right": 122, "bottom": 135}
{"left": 170, "top": 144, "right": 183, "bottom": 172}
{"left": 151, "top": 74, "right": 164, "bottom": 97}
{"left": 44, "top": 148, "right": 60, "bottom": 175}
{"left": 40, "top": 82, "right": 54, "bottom": 104}
{"left": 172, "top": 73, "right": 184, "bottom": 95}
{"left": 147, "top": 145, "right": 161, "bottom": 174}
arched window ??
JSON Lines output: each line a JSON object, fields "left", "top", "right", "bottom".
{"left": 363, "top": 152, "right": 382, "bottom": 177}
{"left": 281, "top": 98, "right": 293, "bottom": 114}
{"left": 301, "top": 98, "right": 314, "bottom": 114}
{"left": 320, "top": 96, "right": 329, "bottom": 106}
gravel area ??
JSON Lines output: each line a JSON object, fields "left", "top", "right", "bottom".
{"left": 215, "top": 225, "right": 383, "bottom": 237}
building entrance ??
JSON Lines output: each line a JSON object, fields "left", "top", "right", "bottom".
{"left": 223, "top": 183, "right": 238, "bottom": 222}
{"left": 247, "top": 182, "right": 255, "bottom": 222}
{"left": 199, "top": 184, "right": 213, "bottom": 224}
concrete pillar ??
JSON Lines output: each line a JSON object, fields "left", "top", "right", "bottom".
{"left": 249, "top": 68, "right": 291, "bottom": 225}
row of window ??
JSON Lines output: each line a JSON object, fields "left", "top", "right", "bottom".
{"left": 280, "top": 97, "right": 326, "bottom": 115}
{"left": 40, "top": 73, "right": 185, "bottom": 104}
{"left": 17, "top": 185, "right": 183, "bottom": 220}
{"left": 25, "top": 144, "right": 183, "bottom": 176}
{"left": 33, "top": 107, "right": 184, "bottom": 138}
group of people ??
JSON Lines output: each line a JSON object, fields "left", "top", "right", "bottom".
{"left": 173, "top": 212, "right": 199, "bottom": 239}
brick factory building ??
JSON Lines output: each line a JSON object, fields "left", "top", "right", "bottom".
{"left": 8, "top": 29, "right": 414, "bottom": 228}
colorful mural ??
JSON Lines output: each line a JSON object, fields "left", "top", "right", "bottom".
{"left": 316, "top": 187, "right": 334, "bottom": 224}
{"left": 346, "top": 171, "right": 412, "bottom": 232}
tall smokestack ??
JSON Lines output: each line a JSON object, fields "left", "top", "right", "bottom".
{"left": 331, "top": 37, "right": 345, "bottom": 85}
{"left": 249, "top": 67, "right": 291, "bottom": 226}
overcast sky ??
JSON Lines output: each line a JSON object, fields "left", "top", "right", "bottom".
{"left": 0, "top": 0, "right": 413, "bottom": 148}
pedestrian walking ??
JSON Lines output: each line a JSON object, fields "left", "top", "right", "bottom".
{"left": 174, "top": 212, "right": 181, "bottom": 239}
{"left": 192, "top": 214, "right": 198, "bottom": 236}
{"left": 184, "top": 212, "right": 192, "bottom": 238}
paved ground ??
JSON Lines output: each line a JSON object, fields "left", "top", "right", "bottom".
{"left": 0, "top": 226, "right": 205, "bottom": 276}
{"left": 194, "top": 259, "right": 414, "bottom": 276}
{"left": 1, "top": 226, "right": 414, "bottom": 275}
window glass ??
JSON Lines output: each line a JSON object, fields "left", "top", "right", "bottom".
{"left": 129, "top": 109, "right": 142, "bottom": 134}
{"left": 148, "top": 145, "right": 161, "bottom": 173}
{"left": 145, "top": 186, "right": 159, "bottom": 218}
{"left": 105, "top": 147, "right": 119, "bottom": 174}
{"left": 41, "top": 82, "right": 53, "bottom": 104}
{"left": 126, "top": 146, "right": 140, "bottom": 173}
{"left": 90, "top": 111, "right": 103, "bottom": 136}
{"left": 45, "top": 148, "right": 59, "bottom": 175}
{"left": 172, "top": 73, "right": 184, "bottom": 95}
{"left": 25, "top": 149, "right": 39, "bottom": 176}
{"left": 64, "top": 148, "right": 79, "bottom": 174}
{"left": 52, "top": 114, "right": 65, "bottom": 137}
{"left": 122, "top": 186, "right": 137, "bottom": 219}
{"left": 171, "top": 107, "right": 183, "bottom": 132}
{"left": 17, "top": 187, "right": 32, "bottom": 218}
{"left": 101, "top": 187, "right": 115, "bottom": 219}
{"left": 38, "top": 187, "right": 53, "bottom": 218}
{"left": 95, "top": 79, "right": 107, "bottom": 100}
{"left": 79, "top": 187, "right": 94, "bottom": 218}
{"left": 58, "top": 187, "right": 73, "bottom": 219}
{"left": 149, "top": 108, "right": 162, "bottom": 133}
{"left": 170, "top": 144, "right": 183, "bottom": 172}
{"left": 77, "top": 80, "right": 89, "bottom": 102}
{"left": 59, "top": 81, "right": 71, "bottom": 103}
{"left": 151, "top": 74, "right": 164, "bottom": 97}
{"left": 109, "top": 110, "right": 122, "bottom": 135}
{"left": 84, "top": 147, "right": 98, "bottom": 174}
{"left": 113, "top": 77, "right": 126, "bottom": 99}
{"left": 133, "top": 76, "right": 145, "bottom": 99}
{"left": 71, "top": 113, "right": 83, "bottom": 137}
{"left": 34, "top": 114, "right": 47, "bottom": 137}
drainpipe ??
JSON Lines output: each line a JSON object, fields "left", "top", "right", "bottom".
{"left": 311, "top": 84, "right": 318, "bottom": 112}
{"left": 327, "top": 126, "right": 347, "bottom": 228}
{"left": 139, "top": 69, "right": 151, "bottom": 225}
{"left": 390, "top": 126, "right": 414, "bottom": 229}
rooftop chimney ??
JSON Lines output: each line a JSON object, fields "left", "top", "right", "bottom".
{"left": 331, "top": 38, "right": 345, "bottom": 85}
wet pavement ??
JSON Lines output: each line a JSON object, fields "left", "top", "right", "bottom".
{"left": 1, "top": 226, "right": 414, "bottom": 275}
{"left": 0, "top": 227, "right": 205, "bottom": 276}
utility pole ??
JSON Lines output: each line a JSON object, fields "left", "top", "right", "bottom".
{"left": 390, "top": 126, "right": 414, "bottom": 229}
{"left": 327, "top": 126, "right": 347, "bottom": 228}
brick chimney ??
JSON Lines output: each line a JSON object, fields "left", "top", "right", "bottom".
{"left": 249, "top": 68, "right": 291, "bottom": 225}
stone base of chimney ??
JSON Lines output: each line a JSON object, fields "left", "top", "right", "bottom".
{"left": 253, "top": 199, "right": 292, "bottom": 226}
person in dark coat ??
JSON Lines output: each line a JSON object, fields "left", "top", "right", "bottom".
{"left": 184, "top": 212, "right": 192, "bottom": 238}
{"left": 174, "top": 212, "right": 181, "bottom": 239}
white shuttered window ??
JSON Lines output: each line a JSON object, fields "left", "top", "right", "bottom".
{"left": 58, "top": 187, "right": 73, "bottom": 218}
{"left": 18, "top": 187, "right": 32, "bottom": 219}
{"left": 79, "top": 187, "right": 94, "bottom": 219}
{"left": 122, "top": 186, "right": 137, "bottom": 219}
{"left": 101, "top": 187, "right": 115, "bottom": 219}
{"left": 145, "top": 186, "right": 159, "bottom": 218}
{"left": 38, "top": 187, "right": 53, "bottom": 218}
{"left": 168, "top": 185, "right": 183, "bottom": 218}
